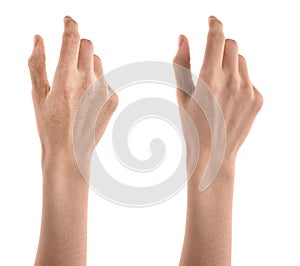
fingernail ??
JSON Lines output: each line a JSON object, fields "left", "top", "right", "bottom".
{"left": 178, "top": 35, "right": 184, "bottom": 48}
{"left": 64, "top": 15, "right": 72, "bottom": 21}
{"left": 34, "top": 35, "right": 39, "bottom": 49}
{"left": 209, "top": 15, "right": 217, "bottom": 21}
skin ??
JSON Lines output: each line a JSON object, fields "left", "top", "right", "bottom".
{"left": 29, "top": 15, "right": 261, "bottom": 266}
{"left": 173, "top": 16, "right": 263, "bottom": 265}
{"left": 28, "top": 16, "right": 118, "bottom": 265}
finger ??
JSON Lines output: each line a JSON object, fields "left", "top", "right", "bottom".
{"left": 28, "top": 35, "right": 50, "bottom": 100}
{"left": 93, "top": 55, "right": 103, "bottom": 79}
{"left": 173, "top": 35, "right": 195, "bottom": 104}
{"left": 202, "top": 16, "right": 225, "bottom": 71}
{"left": 222, "top": 39, "right": 239, "bottom": 73}
{"left": 77, "top": 39, "right": 94, "bottom": 72}
{"left": 57, "top": 16, "right": 80, "bottom": 69}
{"left": 95, "top": 89, "right": 118, "bottom": 144}
{"left": 93, "top": 54, "right": 107, "bottom": 96}
{"left": 238, "top": 55, "right": 254, "bottom": 91}
{"left": 238, "top": 55, "right": 251, "bottom": 83}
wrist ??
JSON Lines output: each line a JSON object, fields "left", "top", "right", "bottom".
{"left": 187, "top": 149, "right": 236, "bottom": 188}
{"left": 41, "top": 149, "right": 90, "bottom": 200}
{"left": 41, "top": 146, "right": 90, "bottom": 176}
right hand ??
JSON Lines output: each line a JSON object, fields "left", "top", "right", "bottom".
{"left": 173, "top": 16, "right": 263, "bottom": 182}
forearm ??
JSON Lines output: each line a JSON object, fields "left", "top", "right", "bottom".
{"left": 180, "top": 153, "right": 235, "bottom": 266}
{"left": 35, "top": 154, "right": 89, "bottom": 266}
{"left": 175, "top": 15, "right": 262, "bottom": 266}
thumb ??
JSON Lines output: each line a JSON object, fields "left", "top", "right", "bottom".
{"left": 173, "top": 35, "right": 194, "bottom": 104}
{"left": 28, "top": 35, "right": 49, "bottom": 101}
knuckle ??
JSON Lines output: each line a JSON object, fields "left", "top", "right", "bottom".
{"left": 176, "top": 90, "right": 189, "bottom": 106}
{"left": 238, "top": 72, "right": 252, "bottom": 86}
{"left": 63, "top": 31, "right": 80, "bottom": 42}
{"left": 173, "top": 56, "right": 190, "bottom": 69}
{"left": 106, "top": 93, "right": 119, "bottom": 111}
{"left": 28, "top": 54, "right": 44, "bottom": 70}
{"left": 208, "top": 31, "right": 225, "bottom": 43}
{"left": 31, "top": 84, "right": 48, "bottom": 102}
{"left": 31, "top": 89, "right": 38, "bottom": 100}
{"left": 253, "top": 90, "right": 264, "bottom": 109}
{"left": 226, "top": 73, "right": 240, "bottom": 88}
{"left": 173, "top": 54, "right": 179, "bottom": 64}
{"left": 200, "top": 67, "right": 216, "bottom": 80}
{"left": 199, "top": 72, "right": 218, "bottom": 92}
{"left": 241, "top": 82, "right": 253, "bottom": 91}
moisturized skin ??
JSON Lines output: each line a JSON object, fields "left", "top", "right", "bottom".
{"left": 28, "top": 16, "right": 118, "bottom": 265}
{"left": 173, "top": 16, "right": 263, "bottom": 265}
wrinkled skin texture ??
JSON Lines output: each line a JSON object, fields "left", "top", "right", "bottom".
{"left": 29, "top": 16, "right": 118, "bottom": 161}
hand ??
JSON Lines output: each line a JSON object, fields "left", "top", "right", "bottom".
{"left": 173, "top": 16, "right": 263, "bottom": 265}
{"left": 29, "top": 16, "right": 118, "bottom": 165}
{"left": 173, "top": 16, "right": 263, "bottom": 181}
{"left": 28, "top": 16, "right": 118, "bottom": 266}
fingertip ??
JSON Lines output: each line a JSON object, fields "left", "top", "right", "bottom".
{"left": 226, "top": 39, "right": 238, "bottom": 50}
{"left": 178, "top": 34, "right": 186, "bottom": 48}
{"left": 238, "top": 54, "right": 248, "bottom": 70}
{"left": 238, "top": 54, "right": 246, "bottom": 64}
{"left": 81, "top": 38, "right": 93, "bottom": 47}
{"left": 31, "top": 35, "right": 45, "bottom": 58}
{"left": 209, "top": 15, "right": 217, "bottom": 21}
{"left": 178, "top": 35, "right": 183, "bottom": 48}
{"left": 94, "top": 54, "right": 102, "bottom": 65}
{"left": 33, "top": 35, "right": 43, "bottom": 49}
{"left": 34, "top": 35, "right": 39, "bottom": 48}
{"left": 174, "top": 34, "right": 190, "bottom": 68}
{"left": 178, "top": 35, "right": 189, "bottom": 48}
{"left": 63, "top": 15, "right": 78, "bottom": 32}
{"left": 208, "top": 16, "right": 223, "bottom": 33}
{"left": 64, "top": 15, "right": 73, "bottom": 20}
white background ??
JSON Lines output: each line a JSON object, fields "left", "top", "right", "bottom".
{"left": 0, "top": 0, "right": 300, "bottom": 265}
